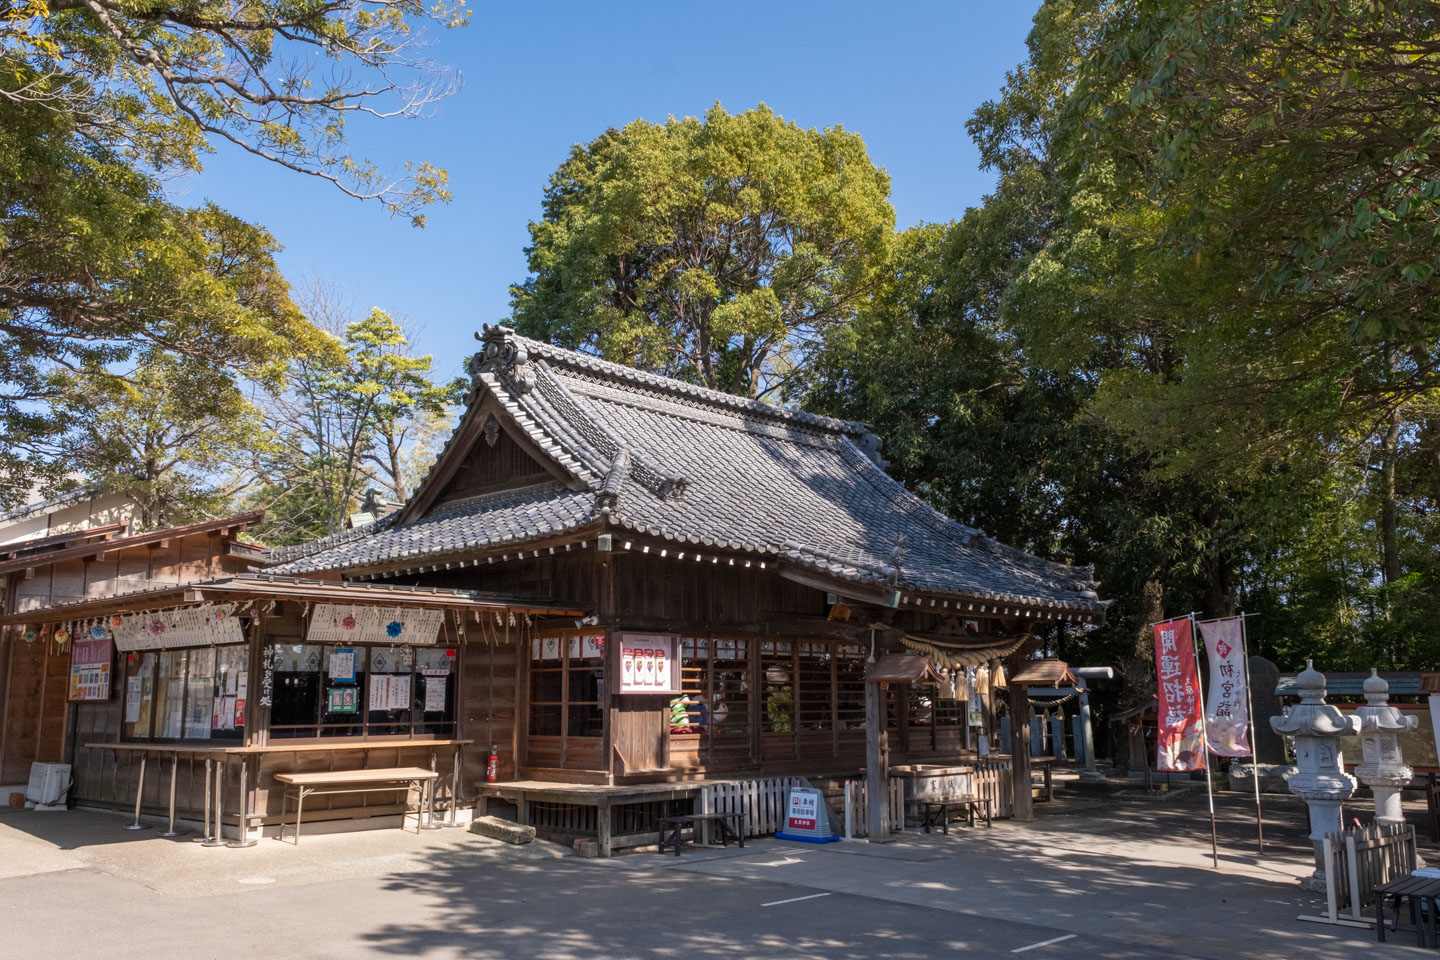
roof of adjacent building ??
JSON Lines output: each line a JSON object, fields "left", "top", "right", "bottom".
{"left": 269, "top": 326, "right": 1107, "bottom": 618}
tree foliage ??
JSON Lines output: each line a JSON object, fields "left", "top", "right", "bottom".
{"left": 53, "top": 352, "right": 270, "bottom": 527}
{"left": 248, "top": 301, "right": 461, "bottom": 544}
{"left": 0, "top": 0, "right": 463, "bottom": 504}
{"left": 510, "top": 103, "right": 895, "bottom": 400}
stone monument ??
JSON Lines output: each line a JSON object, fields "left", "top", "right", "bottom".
{"left": 1354, "top": 668, "right": 1418, "bottom": 827}
{"left": 1270, "top": 661, "right": 1360, "bottom": 891}
{"left": 1248, "top": 656, "right": 1286, "bottom": 764}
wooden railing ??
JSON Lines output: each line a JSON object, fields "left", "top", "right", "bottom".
{"left": 700, "top": 777, "right": 805, "bottom": 837}
{"left": 1322, "top": 821, "right": 1417, "bottom": 924}
{"left": 975, "top": 758, "right": 1015, "bottom": 819}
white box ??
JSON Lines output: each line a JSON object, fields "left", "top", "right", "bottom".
{"left": 25, "top": 762, "right": 71, "bottom": 806}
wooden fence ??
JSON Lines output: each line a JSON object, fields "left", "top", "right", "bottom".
{"left": 688, "top": 763, "right": 1018, "bottom": 842}
{"left": 975, "top": 757, "right": 1016, "bottom": 820}
{"left": 1322, "top": 821, "right": 1417, "bottom": 924}
{"left": 839, "top": 776, "right": 906, "bottom": 838}
{"left": 699, "top": 777, "right": 806, "bottom": 837}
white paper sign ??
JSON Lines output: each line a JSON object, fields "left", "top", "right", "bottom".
{"left": 306, "top": 604, "right": 445, "bottom": 645}
{"left": 112, "top": 604, "right": 244, "bottom": 651}
{"left": 425, "top": 676, "right": 447, "bottom": 713}
{"left": 369, "top": 675, "right": 391, "bottom": 712}
{"left": 618, "top": 634, "right": 680, "bottom": 694}
{"left": 125, "top": 678, "right": 142, "bottom": 722}
{"left": 388, "top": 675, "right": 412, "bottom": 711}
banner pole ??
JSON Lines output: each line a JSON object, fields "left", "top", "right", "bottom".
{"left": 1239, "top": 613, "right": 1265, "bottom": 852}
{"left": 1190, "top": 613, "right": 1220, "bottom": 870}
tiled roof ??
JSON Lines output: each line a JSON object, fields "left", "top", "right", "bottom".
{"left": 269, "top": 327, "right": 1106, "bottom": 616}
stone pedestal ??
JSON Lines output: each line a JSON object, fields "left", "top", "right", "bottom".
{"left": 1270, "top": 661, "right": 1360, "bottom": 891}
{"left": 1354, "top": 668, "right": 1419, "bottom": 828}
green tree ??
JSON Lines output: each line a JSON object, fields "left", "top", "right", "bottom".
{"left": 250, "top": 304, "right": 461, "bottom": 543}
{"left": 0, "top": 0, "right": 463, "bottom": 503}
{"left": 510, "top": 103, "right": 895, "bottom": 399}
{"left": 4, "top": 0, "right": 464, "bottom": 219}
{"left": 53, "top": 353, "right": 271, "bottom": 527}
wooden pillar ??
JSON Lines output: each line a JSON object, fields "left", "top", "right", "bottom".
{"left": 865, "top": 679, "right": 892, "bottom": 841}
{"left": 1007, "top": 664, "right": 1034, "bottom": 822}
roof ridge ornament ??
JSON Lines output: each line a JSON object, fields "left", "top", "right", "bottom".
{"left": 471, "top": 324, "right": 535, "bottom": 394}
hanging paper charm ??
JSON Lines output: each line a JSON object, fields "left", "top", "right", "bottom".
{"left": 54, "top": 629, "right": 70, "bottom": 645}
{"left": 90, "top": 624, "right": 107, "bottom": 640}
{"left": 342, "top": 614, "right": 357, "bottom": 631}
{"left": 111, "top": 615, "right": 124, "bottom": 628}
{"left": 386, "top": 620, "right": 403, "bottom": 638}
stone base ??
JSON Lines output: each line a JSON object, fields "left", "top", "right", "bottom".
{"left": 469, "top": 815, "right": 536, "bottom": 844}
{"left": 1227, "top": 761, "right": 1298, "bottom": 794}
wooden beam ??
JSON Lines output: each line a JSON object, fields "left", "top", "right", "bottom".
{"left": 777, "top": 566, "right": 900, "bottom": 607}
{"left": 1007, "top": 651, "right": 1035, "bottom": 822}
{"left": 865, "top": 678, "right": 892, "bottom": 842}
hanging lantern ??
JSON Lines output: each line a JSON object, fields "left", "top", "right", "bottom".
{"left": 23, "top": 630, "right": 36, "bottom": 644}
{"left": 342, "top": 614, "right": 357, "bottom": 631}
{"left": 110, "top": 615, "right": 124, "bottom": 628}
{"left": 147, "top": 618, "right": 166, "bottom": 636}
{"left": 54, "top": 629, "right": 70, "bottom": 645}
{"left": 386, "top": 620, "right": 403, "bottom": 638}
{"left": 90, "top": 624, "right": 107, "bottom": 641}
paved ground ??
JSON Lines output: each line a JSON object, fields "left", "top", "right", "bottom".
{"left": 0, "top": 792, "right": 1429, "bottom": 959}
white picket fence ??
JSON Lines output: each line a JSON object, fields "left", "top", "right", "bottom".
{"left": 698, "top": 775, "right": 906, "bottom": 839}
{"left": 699, "top": 777, "right": 806, "bottom": 836}
{"left": 841, "top": 776, "right": 906, "bottom": 838}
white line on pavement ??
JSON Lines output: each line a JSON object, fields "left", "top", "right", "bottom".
{"left": 761, "top": 892, "right": 834, "bottom": 907}
{"left": 1012, "top": 934, "right": 1077, "bottom": 953}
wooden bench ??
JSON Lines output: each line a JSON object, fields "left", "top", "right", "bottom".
{"left": 920, "top": 795, "right": 991, "bottom": 834}
{"left": 274, "top": 767, "right": 439, "bottom": 845}
{"left": 657, "top": 812, "right": 745, "bottom": 855}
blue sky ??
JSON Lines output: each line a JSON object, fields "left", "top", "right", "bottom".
{"left": 178, "top": 1, "right": 1042, "bottom": 380}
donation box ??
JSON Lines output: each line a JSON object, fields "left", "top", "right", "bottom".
{"left": 775, "top": 786, "right": 839, "bottom": 844}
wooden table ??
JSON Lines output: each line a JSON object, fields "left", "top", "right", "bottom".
{"left": 657, "top": 812, "right": 744, "bottom": 855}
{"left": 85, "top": 742, "right": 233, "bottom": 842}
{"left": 1031, "top": 757, "right": 1055, "bottom": 802}
{"left": 480, "top": 780, "right": 703, "bottom": 857}
{"left": 1375, "top": 875, "right": 1440, "bottom": 946}
{"left": 274, "top": 767, "right": 440, "bottom": 844}
{"left": 89, "top": 738, "right": 472, "bottom": 844}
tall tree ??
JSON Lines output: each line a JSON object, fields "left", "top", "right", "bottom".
{"left": 510, "top": 103, "right": 895, "bottom": 400}
{"left": 53, "top": 353, "right": 271, "bottom": 528}
{"left": 249, "top": 303, "right": 461, "bottom": 544}
{"left": 0, "top": 0, "right": 464, "bottom": 503}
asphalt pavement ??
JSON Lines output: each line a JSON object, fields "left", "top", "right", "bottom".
{"left": 0, "top": 793, "right": 1428, "bottom": 959}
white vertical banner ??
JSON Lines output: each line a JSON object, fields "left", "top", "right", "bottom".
{"left": 1198, "top": 616, "right": 1251, "bottom": 757}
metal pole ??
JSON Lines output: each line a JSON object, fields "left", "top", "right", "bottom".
{"left": 199, "top": 756, "right": 215, "bottom": 844}
{"left": 422, "top": 752, "right": 442, "bottom": 829}
{"left": 443, "top": 745, "right": 465, "bottom": 828}
{"left": 228, "top": 757, "right": 257, "bottom": 847}
{"left": 1240, "top": 615, "right": 1265, "bottom": 852}
{"left": 160, "top": 754, "right": 183, "bottom": 837}
{"left": 203, "top": 759, "right": 226, "bottom": 847}
{"left": 124, "top": 753, "right": 149, "bottom": 830}
{"left": 1189, "top": 614, "right": 1220, "bottom": 869}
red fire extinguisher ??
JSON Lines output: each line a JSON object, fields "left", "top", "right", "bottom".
{"left": 486, "top": 745, "right": 499, "bottom": 783}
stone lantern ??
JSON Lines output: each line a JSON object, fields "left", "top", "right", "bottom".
{"left": 1270, "top": 660, "right": 1360, "bottom": 890}
{"left": 1354, "top": 668, "right": 1418, "bottom": 827}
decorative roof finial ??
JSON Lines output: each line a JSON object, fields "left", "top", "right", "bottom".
{"left": 471, "top": 325, "right": 535, "bottom": 394}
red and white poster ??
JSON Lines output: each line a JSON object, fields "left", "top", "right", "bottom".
{"left": 1154, "top": 617, "right": 1205, "bottom": 772}
{"left": 1198, "top": 617, "right": 1251, "bottom": 757}
{"left": 618, "top": 634, "right": 680, "bottom": 694}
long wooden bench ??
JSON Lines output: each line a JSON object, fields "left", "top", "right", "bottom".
{"left": 274, "top": 767, "right": 439, "bottom": 844}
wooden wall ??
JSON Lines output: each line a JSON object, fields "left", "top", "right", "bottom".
{"left": 0, "top": 531, "right": 251, "bottom": 785}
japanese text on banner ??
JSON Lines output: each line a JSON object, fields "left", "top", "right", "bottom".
{"left": 1198, "top": 617, "right": 1251, "bottom": 757}
{"left": 1154, "top": 617, "right": 1205, "bottom": 772}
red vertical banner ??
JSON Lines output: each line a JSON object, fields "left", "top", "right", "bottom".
{"left": 1154, "top": 617, "right": 1205, "bottom": 772}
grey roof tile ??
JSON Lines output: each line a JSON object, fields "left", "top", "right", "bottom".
{"left": 267, "top": 327, "right": 1105, "bottom": 614}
